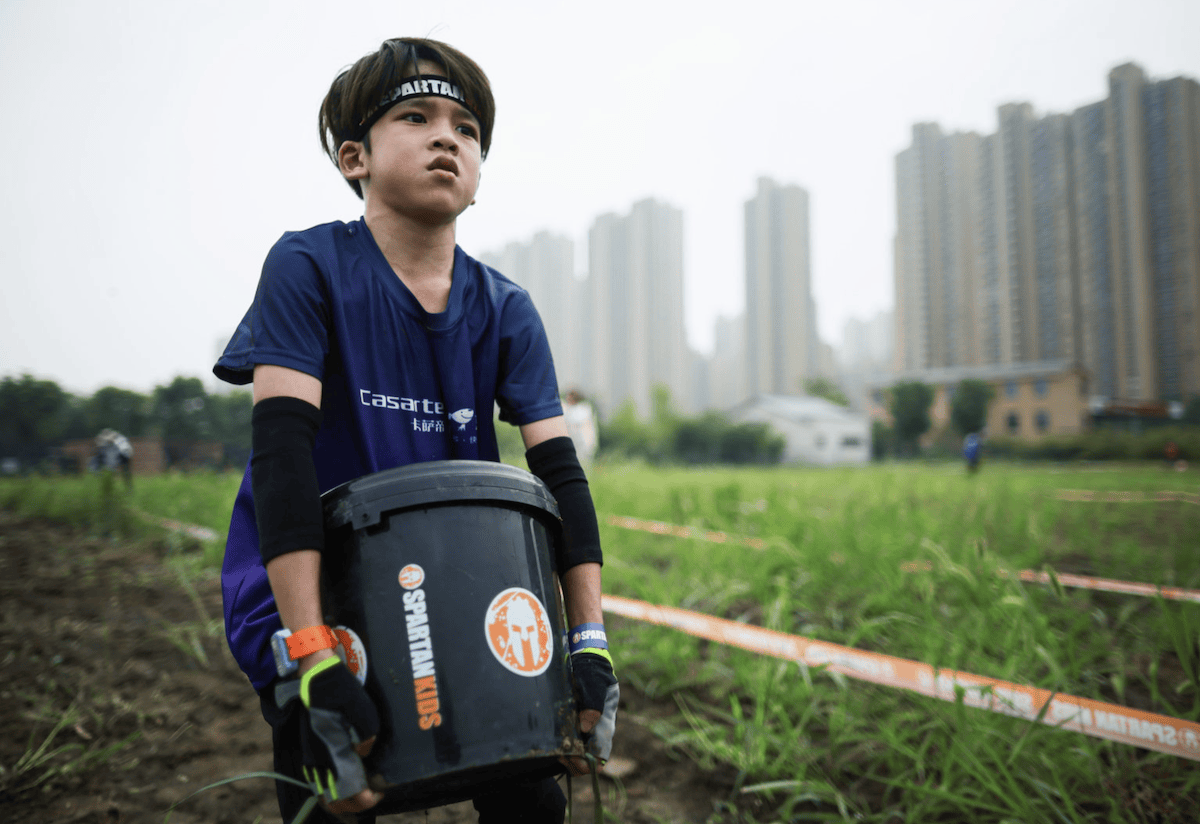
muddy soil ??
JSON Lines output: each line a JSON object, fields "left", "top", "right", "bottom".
{"left": 0, "top": 512, "right": 745, "bottom": 824}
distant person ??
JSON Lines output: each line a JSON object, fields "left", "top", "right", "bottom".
{"left": 1165, "top": 440, "right": 1179, "bottom": 470}
{"left": 211, "top": 38, "right": 616, "bottom": 824}
{"left": 563, "top": 389, "right": 598, "bottom": 469}
{"left": 90, "top": 429, "right": 133, "bottom": 490}
{"left": 963, "top": 432, "right": 982, "bottom": 474}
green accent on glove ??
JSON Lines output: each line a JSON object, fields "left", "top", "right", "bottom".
{"left": 303, "top": 765, "right": 338, "bottom": 801}
{"left": 295, "top": 657, "right": 379, "bottom": 803}
{"left": 300, "top": 655, "right": 342, "bottom": 707}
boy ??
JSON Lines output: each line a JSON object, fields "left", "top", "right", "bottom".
{"left": 213, "top": 38, "right": 617, "bottom": 823}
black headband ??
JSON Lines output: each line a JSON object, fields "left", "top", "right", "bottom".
{"left": 351, "top": 74, "right": 479, "bottom": 141}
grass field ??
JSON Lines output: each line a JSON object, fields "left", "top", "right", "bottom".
{"left": 590, "top": 461, "right": 1200, "bottom": 822}
{"left": 3, "top": 460, "right": 1198, "bottom": 821}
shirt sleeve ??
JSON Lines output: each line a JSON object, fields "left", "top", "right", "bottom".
{"left": 213, "top": 234, "right": 331, "bottom": 386}
{"left": 495, "top": 288, "right": 563, "bottom": 425}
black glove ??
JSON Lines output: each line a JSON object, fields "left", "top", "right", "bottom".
{"left": 571, "top": 652, "right": 619, "bottom": 762}
{"left": 292, "top": 657, "right": 380, "bottom": 803}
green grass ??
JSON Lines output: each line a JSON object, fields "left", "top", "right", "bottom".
{"left": 2, "top": 699, "right": 141, "bottom": 794}
{"left": 589, "top": 460, "right": 1200, "bottom": 822}
{"left": 0, "top": 470, "right": 241, "bottom": 570}
{"left": 0, "top": 471, "right": 240, "bottom": 536}
{"left": 3, "top": 461, "right": 1198, "bottom": 821}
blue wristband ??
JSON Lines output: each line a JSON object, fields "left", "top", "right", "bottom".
{"left": 568, "top": 623, "right": 607, "bottom": 654}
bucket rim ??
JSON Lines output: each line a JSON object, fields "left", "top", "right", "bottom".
{"left": 322, "top": 460, "right": 560, "bottom": 531}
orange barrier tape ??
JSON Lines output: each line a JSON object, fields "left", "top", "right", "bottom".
{"left": 1056, "top": 489, "right": 1199, "bottom": 505}
{"left": 131, "top": 508, "right": 220, "bottom": 542}
{"left": 1014, "top": 569, "right": 1200, "bottom": 604}
{"left": 609, "top": 514, "right": 1200, "bottom": 604}
{"left": 896, "top": 560, "right": 1200, "bottom": 604}
{"left": 601, "top": 594, "right": 1200, "bottom": 760}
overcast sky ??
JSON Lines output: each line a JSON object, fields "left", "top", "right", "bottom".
{"left": 2, "top": 0, "right": 1198, "bottom": 395}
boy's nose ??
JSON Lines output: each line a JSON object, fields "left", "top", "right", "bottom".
{"left": 431, "top": 124, "right": 458, "bottom": 152}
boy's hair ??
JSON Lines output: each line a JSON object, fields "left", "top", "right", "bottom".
{"left": 319, "top": 38, "right": 495, "bottom": 199}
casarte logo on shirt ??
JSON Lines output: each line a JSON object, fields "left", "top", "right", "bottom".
{"left": 360, "top": 389, "right": 445, "bottom": 415}
{"left": 358, "top": 389, "right": 476, "bottom": 441}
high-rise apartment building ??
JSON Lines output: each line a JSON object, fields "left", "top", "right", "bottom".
{"left": 895, "top": 125, "right": 989, "bottom": 371}
{"left": 841, "top": 311, "right": 894, "bottom": 372}
{"left": 709, "top": 313, "right": 746, "bottom": 410}
{"left": 894, "top": 63, "right": 1200, "bottom": 403}
{"left": 1105, "top": 65, "right": 1200, "bottom": 401}
{"left": 840, "top": 310, "right": 894, "bottom": 413}
{"left": 587, "top": 198, "right": 689, "bottom": 416}
{"left": 478, "top": 232, "right": 584, "bottom": 392}
{"left": 743, "top": 177, "right": 819, "bottom": 398}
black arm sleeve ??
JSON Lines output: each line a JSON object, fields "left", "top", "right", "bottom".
{"left": 525, "top": 436, "right": 603, "bottom": 572}
{"left": 251, "top": 396, "right": 325, "bottom": 564}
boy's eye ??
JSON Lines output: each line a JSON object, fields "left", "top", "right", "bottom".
{"left": 399, "top": 111, "right": 426, "bottom": 123}
{"left": 457, "top": 123, "right": 478, "bottom": 139}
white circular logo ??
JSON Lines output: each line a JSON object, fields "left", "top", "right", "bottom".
{"left": 332, "top": 626, "right": 368, "bottom": 685}
{"left": 398, "top": 564, "right": 425, "bottom": 590}
{"left": 484, "top": 588, "right": 553, "bottom": 677}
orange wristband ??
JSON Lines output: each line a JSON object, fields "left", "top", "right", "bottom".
{"left": 285, "top": 625, "right": 338, "bottom": 661}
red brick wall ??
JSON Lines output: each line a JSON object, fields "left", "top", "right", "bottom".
{"left": 59, "top": 437, "right": 167, "bottom": 475}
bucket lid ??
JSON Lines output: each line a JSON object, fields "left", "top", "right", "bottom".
{"left": 322, "top": 460, "right": 560, "bottom": 531}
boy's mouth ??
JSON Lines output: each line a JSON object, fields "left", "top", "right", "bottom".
{"left": 427, "top": 156, "right": 459, "bottom": 176}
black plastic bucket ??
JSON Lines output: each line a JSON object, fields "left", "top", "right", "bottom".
{"left": 319, "top": 460, "right": 581, "bottom": 812}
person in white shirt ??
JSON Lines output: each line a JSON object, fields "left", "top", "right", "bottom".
{"left": 562, "top": 390, "right": 598, "bottom": 470}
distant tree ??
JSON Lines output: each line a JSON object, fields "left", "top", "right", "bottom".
{"left": 60, "top": 394, "right": 95, "bottom": 441}
{"left": 871, "top": 419, "right": 893, "bottom": 460}
{"left": 950, "top": 379, "right": 996, "bottom": 436}
{"left": 206, "top": 389, "right": 253, "bottom": 468}
{"left": 650, "top": 385, "right": 676, "bottom": 425}
{"left": 889, "top": 381, "right": 934, "bottom": 456}
{"left": 598, "top": 400, "right": 650, "bottom": 458}
{"left": 648, "top": 384, "right": 679, "bottom": 463}
{"left": 0, "top": 374, "right": 69, "bottom": 464}
{"left": 719, "top": 422, "right": 785, "bottom": 464}
{"left": 152, "top": 377, "right": 211, "bottom": 467}
{"left": 804, "top": 377, "right": 850, "bottom": 407}
{"left": 1183, "top": 395, "right": 1200, "bottom": 426}
{"left": 672, "top": 412, "right": 726, "bottom": 464}
{"left": 597, "top": 393, "right": 785, "bottom": 466}
{"left": 86, "top": 386, "right": 152, "bottom": 437}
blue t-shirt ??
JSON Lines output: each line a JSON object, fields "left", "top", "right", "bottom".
{"left": 215, "top": 218, "right": 562, "bottom": 690}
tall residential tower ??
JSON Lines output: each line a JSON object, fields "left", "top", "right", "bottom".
{"left": 587, "top": 198, "right": 689, "bottom": 416}
{"left": 478, "top": 231, "right": 584, "bottom": 392}
{"left": 744, "top": 177, "right": 819, "bottom": 398}
{"left": 894, "top": 63, "right": 1200, "bottom": 404}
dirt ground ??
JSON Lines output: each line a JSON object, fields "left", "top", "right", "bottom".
{"left": 0, "top": 511, "right": 745, "bottom": 824}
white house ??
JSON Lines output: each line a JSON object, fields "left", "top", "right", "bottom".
{"left": 730, "top": 394, "right": 871, "bottom": 465}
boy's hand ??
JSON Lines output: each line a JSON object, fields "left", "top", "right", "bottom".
{"left": 567, "top": 651, "right": 619, "bottom": 772}
{"left": 297, "top": 657, "right": 382, "bottom": 813}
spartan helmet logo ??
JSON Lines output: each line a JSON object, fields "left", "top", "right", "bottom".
{"left": 506, "top": 596, "right": 538, "bottom": 668}
{"left": 484, "top": 588, "right": 552, "bottom": 676}
{"left": 398, "top": 563, "right": 425, "bottom": 590}
{"left": 331, "top": 626, "right": 368, "bottom": 685}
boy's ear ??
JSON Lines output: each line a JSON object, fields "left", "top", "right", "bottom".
{"left": 338, "top": 140, "right": 368, "bottom": 182}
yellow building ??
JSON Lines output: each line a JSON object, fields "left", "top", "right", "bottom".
{"left": 984, "top": 364, "right": 1089, "bottom": 438}
{"left": 867, "top": 359, "right": 1090, "bottom": 440}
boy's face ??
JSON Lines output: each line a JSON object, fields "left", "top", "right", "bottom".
{"left": 344, "top": 60, "right": 483, "bottom": 225}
